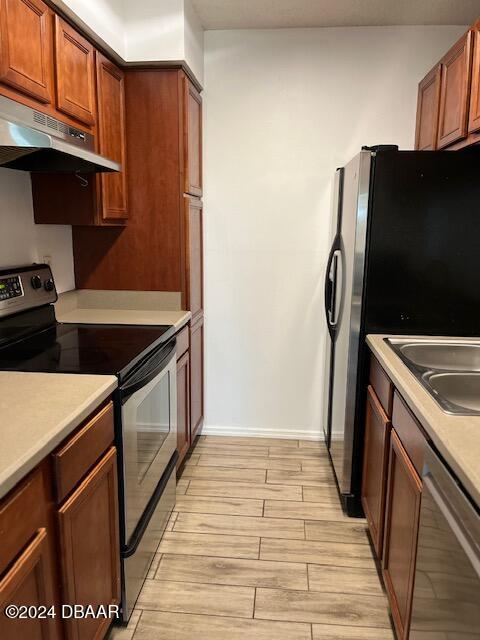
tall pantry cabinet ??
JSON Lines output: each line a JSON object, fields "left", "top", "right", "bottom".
{"left": 72, "top": 68, "right": 204, "bottom": 463}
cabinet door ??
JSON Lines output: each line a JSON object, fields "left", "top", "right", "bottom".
{"left": 183, "top": 77, "right": 202, "bottom": 196}
{"left": 177, "top": 350, "right": 191, "bottom": 467}
{"left": 0, "top": 0, "right": 53, "bottom": 103}
{"left": 96, "top": 52, "right": 128, "bottom": 221}
{"left": 58, "top": 447, "right": 120, "bottom": 640}
{"left": 185, "top": 195, "right": 204, "bottom": 320}
{"left": 414, "top": 65, "right": 440, "bottom": 150}
{"left": 468, "top": 23, "right": 480, "bottom": 133}
{"left": 382, "top": 429, "right": 422, "bottom": 640}
{"left": 361, "top": 385, "right": 391, "bottom": 557}
{"left": 190, "top": 315, "right": 204, "bottom": 441}
{"left": 437, "top": 31, "right": 473, "bottom": 149}
{"left": 0, "top": 529, "right": 59, "bottom": 640}
{"left": 54, "top": 15, "right": 95, "bottom": 126}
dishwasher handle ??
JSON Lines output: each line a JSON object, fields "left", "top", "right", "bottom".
{"left": 423, "top": 469, "right": 480, "bottom": 580}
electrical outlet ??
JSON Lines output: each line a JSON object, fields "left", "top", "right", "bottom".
{"left": 42, "top": 255, "right": 52, "bottom": 267}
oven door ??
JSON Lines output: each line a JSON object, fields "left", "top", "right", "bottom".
{"left": 119, "top": 339, "right": 177, "bottom": 542}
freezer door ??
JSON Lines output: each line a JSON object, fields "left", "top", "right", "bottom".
{"left": 329, "top": 151, "right": 372, "bottom": 494}
{"left": 322, "top": 168, "right": 344, "bottom": 443}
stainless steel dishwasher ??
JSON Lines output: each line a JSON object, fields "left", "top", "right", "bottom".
{"left": 409, "top": 443, "right": 480, "bottom": 638}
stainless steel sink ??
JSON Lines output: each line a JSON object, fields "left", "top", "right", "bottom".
{"left": 385, "top": 338, "right": 480, "bottom": 415}
{"left": 398, "top": 343, "right": 480, "bottom": 371}
{"left": 426, "top": 372, "right": 480, "bottom": 414}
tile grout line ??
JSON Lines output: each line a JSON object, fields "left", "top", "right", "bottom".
{"left": 132, "top": 608, "right": 393, "bottom": 636}
{"left": 154, "top": 551, "right": 378, "bottom": 571}
{"left": 129, "top": 609, "right": 143, "bottom": 639}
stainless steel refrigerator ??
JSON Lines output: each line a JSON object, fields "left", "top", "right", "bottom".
{"left": 323, "top": 146, "right": 480, "bottom": 516}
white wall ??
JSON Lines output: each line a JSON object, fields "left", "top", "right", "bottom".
{"left": 184, "top": 0, "right": 205, "bottom": 82}
{"left": 54, "top": 0, "right": 205, "bottom": 84}
{"left": 51, "top": 0, "right": 126, "bottom": 58}
{"left": 124, "top": 0, "right": 204, "bottom": 83}
{"left": 203, "top": 25, "right": 466, "bottom": 440}
{"left": 0, "top": 170, "right": 75, "bottom": 293}
{"left": 124, "top": 0, "right": 184, "bottom": 61}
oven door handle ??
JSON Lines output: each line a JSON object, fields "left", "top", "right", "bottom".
{"left": 122, "top": 451, "right": 178, "bottom": 558}
{"left": 120, "top": 339, "right": 176, "bottom": 402}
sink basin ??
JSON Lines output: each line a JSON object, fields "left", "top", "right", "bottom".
{"left": 398, "top": 343, "right": 480, "bottom": 371}
{"left": 426, "top": 372, "right": 480, "bottom": 414}
{"left": 385, "top": 338, "right": 480, "bottom": 415}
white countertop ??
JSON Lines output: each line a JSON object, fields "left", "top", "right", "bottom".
{"left": 0, "top": 372, "right": 117, "bottom": 500}
{"left": 57, "top": 307, "right": 191, "bottom": 329}
{"left": 367, "top": 334, "right": 480, "bottom": 507}
{"left": 55, "top": 289, "right": 191, "bottom": 330}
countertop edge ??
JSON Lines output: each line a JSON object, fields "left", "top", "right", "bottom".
{"left": 0, "top": 375, "right": 118, "bottom": 501}
{"left": 55, "top": 308, "right": 192, "bottom": 331}
{"left": 366, "top": 334, "right": 480, "bottom": 507}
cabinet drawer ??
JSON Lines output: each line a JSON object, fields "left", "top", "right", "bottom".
{"left": 0, "top": 467, "right": 46, "bottom": 576}
{"left": 53, "top": 402, "right": 114, "bottom": 503}
{"left": 176, "top": 325, "right": 189, "bottom": 360}
{"left": 369, "top": 355, "right": 393, "bottom": 417}
{"left": 391, "top": 392, "right": 426, "bottom": 476}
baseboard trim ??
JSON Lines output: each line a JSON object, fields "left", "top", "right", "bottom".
{"left": 201, "top": 424, "right": 324, "bottom": 441}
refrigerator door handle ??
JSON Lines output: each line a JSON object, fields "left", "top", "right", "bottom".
{"left": 324, "top": 237, "right": 341, "bottom": 339}
{"left": 329, "top": 248, "right": 342, "bottom": 328}
{"left": 324, "top": 239, "right": 337, "bottom": 338}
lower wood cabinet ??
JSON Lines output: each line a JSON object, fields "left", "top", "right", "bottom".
{"left": 190, "top": 314, "right": 204, "bottom": 441}
{"left": 0, "top": 528, "right": 60, "bottom": 640}
{"left": 364, "top": 348, "right": 427, "bottom": 640}
{"left": 0, "top": 399, "right": 119, "bottom": 640}
{"left": 58, "top": 446, "right": 120, "bottom": 640}
{"left": 382, "top": 428, "right": 422, "bottom": 640}
{"left": 177, "top": 350, "right": 191, "bottom": 468}
{"left": 361, "top": 385, "right": 391, "bottom": 556}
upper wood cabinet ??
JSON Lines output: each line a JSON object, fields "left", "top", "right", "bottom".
{"left": 414, "top": 65, "right": 441, "bottom": 150}
{"left": 361, "top": 385, "right": 391, "bottom": 557}
{"left": 32, "top": 54, "right": 128, "bottom": 226}
{"left": 96, "top": 52, "right": 128, "bottom": 221}
{"left": 437, "top": 31, "right": 473, "bottom": 149}
{"left": 183, "top": 76, "right": 202, "bottom": 197}
{"left": 468, "top": 22, "right": 480, "bottom": 133}
{"left": 0, "top": 0, "right": 53, "bottom": 104}
{"left": 382, "top": 429, "right": 422, "bottom": 640}
{"left": 54, "top": 15, "right": 96, "bottom": 127}
{"left": 58, "top": 447, "right": 120, "bottom": 640}
{"left": 185, "top": 195, "right": 204, "bottom": 320}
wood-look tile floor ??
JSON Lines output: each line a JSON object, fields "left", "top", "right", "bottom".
{"left": 109, "top": 436, "right": 395, "bottom": 640}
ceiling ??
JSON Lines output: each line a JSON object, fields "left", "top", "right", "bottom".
{"left": 191, "top": 0, "right": 479, "bottom": 30}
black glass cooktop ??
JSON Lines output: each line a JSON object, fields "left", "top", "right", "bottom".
{"left": 0, "top": 322, "right": 174, "bottom": 380}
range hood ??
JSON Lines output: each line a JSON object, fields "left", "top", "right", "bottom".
{"left": 0, "top": 95, "right": 120, "bottom": 173}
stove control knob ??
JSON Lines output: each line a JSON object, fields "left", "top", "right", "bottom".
{"left": 44, "top": 278, "right": 55, "bottom": 292}
{"left": 31, "top": 275, "right": 42, "bottom": 290}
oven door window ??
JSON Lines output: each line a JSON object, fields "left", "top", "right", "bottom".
{"left": 122, "top": 353, "right": 177, "bottom": 540}
{"left": 135, "top": 373, "right": 170, "bottom": 482}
